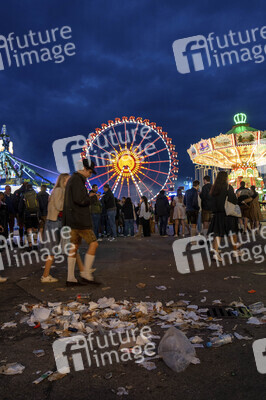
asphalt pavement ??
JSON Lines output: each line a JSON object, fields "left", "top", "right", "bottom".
{"left": 0, "top": 232, "right": 265, "bottom": 400}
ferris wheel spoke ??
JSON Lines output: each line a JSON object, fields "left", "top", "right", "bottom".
{"left": 118, "top": 177, "right": 125, "bottom": 199}
{"left": 124, "top": 123, "right": 128, "bottom": 149}
{"left": 112, "top": 126, "right": 123, "bottom": 151}
{"left": 142, "top": 160, "right": 170, "bottom": 164}
{"left": 141, "top": 166, "right": 169, "bottom": 175}
{"left": 138, "top": 170, "right": 162, "bottom": 186}
{"left": 91, "top": 154, "right": 113, "bottom": 162}
{"left": 136, "top": 136, "right": 161, "bottom": 156}
{"left": 104, "top": 135, "right": 120, "bottom": 154}
{"left": 112, "top": 168, "right": 124, "bottom": 192}
{"left": 90, "top": 141, "right": 116, "bottom": 158}
{"left": 98, "top": 172, "right": 117, "bottom": 190}
{"left": 89, "top": 169, "right": 114, "bottom": 181}
{"left": 136, "top": 176, "right": 154, "bottom": 197}
{"left": 94, "top": 164, "right": 113, "bottom": 168}
{"left": 142, "top": 147, "right": 167, "bottom": 159}
{"left": 127, "top": 178, "right": 130, "bottom": 197}
{"left": 133, "top": 127, "right": 151, "bottom": 154}
{"left": 129, "top": 172, "right": 142, "bottom": 199}
{"left": 129, "top": 123, "right": 139, "bottom": 151}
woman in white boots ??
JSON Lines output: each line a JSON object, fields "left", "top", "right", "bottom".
{"left": 41, "top": 173, "right": 70, "bottom": 283}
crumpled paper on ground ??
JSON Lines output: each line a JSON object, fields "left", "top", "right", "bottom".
{"left": 0, "top": 363, "right": 25, "bottom": 375}
{"left": 1, "top": 321, "right": 17, "bottom": 329}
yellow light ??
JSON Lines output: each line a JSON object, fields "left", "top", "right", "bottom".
{"left": 112, "top": 149, "right": 142, "bottom": 178}
{"left": 118, "top": 154, "right": 135, "bottom": 170}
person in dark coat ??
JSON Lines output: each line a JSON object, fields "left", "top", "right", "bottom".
{"left": 155, "top": 190, "right": 170, "bottom": 236}
{"left": 208, "top": 171, "right": 242, "bottom": 261}
{"left": 63, "top": 158, "right": 100, "bottom": 286}
{"left": 4, "top": 185, "right": 15, "bottom": 241}
{"left": 184, "top": 180, "right": 200, "bottom": 238}
{"left": 236, "top": 181, "right": 252, "bottom": 233}
{"left": 122, "top": 197, "right": 135, "bottom": 236}
{"left": 37, "top": 185, "right": 49, "bottom": 240}
{"left": 13, "top": 181, "right": 28, "bottom": 246}
{"left": 0, "top": 192, "right": 8, "bottom": 239}
{"left": 102, "top": 184, "right": 117, "bottom": 240}
{"left": 200, "top": 176, "right": 212, "bottom": 236}
{"left": 89, "top": 186, "right": 102, "bottom": 240}
{"left": 19, "top": 184, "right": 39, "bottom": 250}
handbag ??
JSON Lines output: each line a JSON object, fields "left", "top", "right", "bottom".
{"left": 224, "top": 196, "right": 242, "bottom": 218}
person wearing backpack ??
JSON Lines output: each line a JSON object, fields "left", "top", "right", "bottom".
{"left": 19, "top": 184, "right": 40, "bottom": 250}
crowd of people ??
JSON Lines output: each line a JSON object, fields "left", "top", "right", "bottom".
{"left": 0, "top": 160, "right": 264, "bottom": 283}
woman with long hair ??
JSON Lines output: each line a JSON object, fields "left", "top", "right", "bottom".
{"left": 41, "top": 173, "right": 70, "bottom": 282}
{"left": 173, "top": 194, "right": 186, "bottom": 237}
{"left": 208, "top": 171, "right": 242, "bottom": 261}
{"left": 139, "top": 195, "right": 151, "bottom": 237}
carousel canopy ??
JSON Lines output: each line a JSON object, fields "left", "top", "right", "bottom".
{"left": 187, "top": 113, "right": 266, "bottom": 169}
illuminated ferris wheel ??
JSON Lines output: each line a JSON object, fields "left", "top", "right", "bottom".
{"left": 81, "top": 116, "right": 178, "bottom": 201}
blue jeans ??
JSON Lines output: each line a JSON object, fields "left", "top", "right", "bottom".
{"left": 124, "top": 219, "right": 134, "bottom": 236}
{"left": 91, "top": 213, "right": 101, "bottom": 239}
{"left": 159, "top": 215, "right": 168, "bottom": 236}
{"left": 107, "top": 209, "right": 117, "bottom": 237}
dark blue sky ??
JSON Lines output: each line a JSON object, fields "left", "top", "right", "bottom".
{"left": 1, "top": 0, "right": 266, "bottom": 183}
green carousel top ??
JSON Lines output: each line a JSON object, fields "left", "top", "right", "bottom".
{"left": 225, "top": 113, "right": 258, "bottom": 135}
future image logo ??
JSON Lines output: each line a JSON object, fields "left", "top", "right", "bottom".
{"left": 52, "top": 135, "right": 88, "bottom": 174}
{"left": 172, "top": 235, "right": 211, "bottom": 274}
{"left": 172, "top": 35, "right": 211, "bottom": 74}
{"left": 173, "top": 26, "right": 266, "bottom": 74}
{"left": 252, "top": 338, "right": 266, "bottom": 374}
{"left": 52, "top": 327, "right": 155, "bottom": 374}
{"left": 53, "top": 335, "right": 91, "bottom": 374}
{"left": 0, "top": 26, "right": 76, "bottom": 71}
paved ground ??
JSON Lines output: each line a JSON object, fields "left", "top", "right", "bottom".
{"left": 0, "top": 233, "right": 265, "bottom": 400}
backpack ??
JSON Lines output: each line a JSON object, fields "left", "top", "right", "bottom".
{"left": 24, "top": 191, "right": 39, "bottom": 214}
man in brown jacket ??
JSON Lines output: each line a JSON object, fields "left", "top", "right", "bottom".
{"left": 63, "top": 158, "right": 100, "bottom": 286}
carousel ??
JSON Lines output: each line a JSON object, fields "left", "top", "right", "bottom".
{"left": 187, "top": 113, "right": 266, "bottom": 198}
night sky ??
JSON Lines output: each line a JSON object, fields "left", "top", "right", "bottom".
{"left": 1, "top": 0, "right": 266, "bottom": 185}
